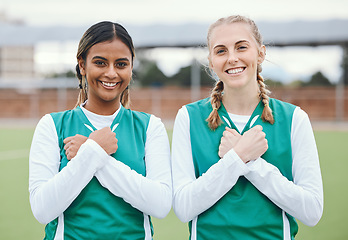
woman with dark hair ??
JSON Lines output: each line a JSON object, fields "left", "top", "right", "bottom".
{"left": 29, "top": 21, "right": 172, "bottom": 239}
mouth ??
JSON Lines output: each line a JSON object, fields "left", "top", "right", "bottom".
{"left": 226, "top": 67, "right": 245, "bottom": 75}
{"left": 99, "top": 81, "right": 121, "bottom": 89}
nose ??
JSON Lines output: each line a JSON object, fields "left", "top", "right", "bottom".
{"left": 105, "top": 65, "right": 117, "bottom": 79}
{"left": 227, "top": 52, "right": 238, "bottom": 64}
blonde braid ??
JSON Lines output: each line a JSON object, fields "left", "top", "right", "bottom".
{"left": 257, "top": 72, "right": 274, "bottom": 124}
{"left": 206, "top": 80, "right": 224, "bottom": 130}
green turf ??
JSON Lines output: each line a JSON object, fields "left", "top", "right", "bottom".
{"left": 0, "top": 128, "right": 347, "bottom": 239}
{"left": 296, "top": 131, "right": 348, "bottom": 240}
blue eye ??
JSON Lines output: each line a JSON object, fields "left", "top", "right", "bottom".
{"left": 216, "top": 49, "right": 226, "bottom": 54}
{"left": 237, "top": 45, "right": 247, "bottom": 50}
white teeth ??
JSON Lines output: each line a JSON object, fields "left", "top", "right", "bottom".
{"left": 102, "top": 82, "right": 117, "bottom": 87}
{"left": 227, "top": 68, "right": 244, "bottom": 74}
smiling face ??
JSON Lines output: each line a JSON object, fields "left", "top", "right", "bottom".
{"left": 208, "top": 22, "right": 265, "bottom": 93}
{"left": 78, "top": 37, "right": 133, "bottom": 112}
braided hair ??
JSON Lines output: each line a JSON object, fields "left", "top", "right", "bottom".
{"left": 74, "top": 21, "right": 134, "bottom": 109}
{"left": 206, "top": 15, "right": 274, "bottom": 130}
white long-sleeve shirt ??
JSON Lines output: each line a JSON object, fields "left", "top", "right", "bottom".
{"left": 29, "top": 105, "right": 172, "bottom": 226}
{"left": 171, "top": 105, "right": 323, "bottom": 239}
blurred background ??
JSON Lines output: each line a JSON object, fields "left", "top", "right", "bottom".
{"left": 0, "top": 0, "right": 347, "bottom": 239}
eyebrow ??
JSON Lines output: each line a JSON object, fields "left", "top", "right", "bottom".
{"left": 213, "top": 44, "right": 225, "bottom": 50}
{"left": 236, "top": 40, "right": 250, "bottom": 45}
{"left": 92, "top": 56, "right": 130, "bottom": 62}
{"left": 213, "top": 40, "right": 250, "bottom": 49}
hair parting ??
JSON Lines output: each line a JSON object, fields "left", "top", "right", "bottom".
{"left": 74, "top": 21, "right": 134, "bottom": 109}
{"left": 206, "top": 15, "right": 275, "bottom": 129}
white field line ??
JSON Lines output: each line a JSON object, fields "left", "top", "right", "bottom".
{"left": 0, "top": 149, "right": 29, "bottom": 161}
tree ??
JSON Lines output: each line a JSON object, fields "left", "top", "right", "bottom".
{"left": 135, "top": 60, "right": 169, "bottom": 87}
{"left": 305, "top": 71, "right": 332, "bottom": 86}
{"left": 264, "top": 79, "right": 283, "bottom": 88}
{"left": 170, "top": 65, "right": 214, "bottom": 87}
{"left": 45, "top": 69, "right": 76, "bottom": 79}
{"left": 287, "top": 79, "right": 305, "bottom": 88}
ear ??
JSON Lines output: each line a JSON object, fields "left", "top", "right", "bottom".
{"left": 257, "top": 45, "right": 266, "bottom": 64}
{"left": 78, "top": 58, "right": 86, "bottom": 76}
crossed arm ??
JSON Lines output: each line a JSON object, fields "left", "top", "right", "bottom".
{"left": 29, "top": 114, "right": 172, "bottom": 224}
{"left": 171, "top": 106, "right": 323, "bottom": 226}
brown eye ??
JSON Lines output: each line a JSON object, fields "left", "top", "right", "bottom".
{"left": 94, "top": 61, "right": 106, "bottom": 66}
{"left": 116, "top": 62, "right": 128, "bottom": 68}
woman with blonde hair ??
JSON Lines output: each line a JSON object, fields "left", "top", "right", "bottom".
{"left": 29, "top": 21, "right": 172, "bottom": 239}
{"left": 171, "top": 15, "right": 323, "bottom": 239}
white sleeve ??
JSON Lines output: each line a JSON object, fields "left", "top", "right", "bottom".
{"left": 171, "top": 106, "right": 250, "bottom": 223}
{"left": 244, "top": 107, "right": 323, "bottom": 226}
{"left": 94, "top": 115, "right": 172, "bottom": 219}
{"left": 29, "top": 114, "right": 109, "bottom": 224}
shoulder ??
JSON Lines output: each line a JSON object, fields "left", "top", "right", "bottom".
{"left": 122, "top": 108, "right": 152, "bottom": 132}
{"left": 186, "top": 97, "right": 211, "bottom": 110}
{"left": 148, "top": 114, "right": 164, "bottom": 129}
{"left": 37, "top": 113, "right": 55, "bottom": 129}
{"left": 185, "top": 98, "right": 212, "bottom": 118}
{"left": 50, "top": 108, "right": 77, "bottom": 121}
{"left": 293, "top": 106, "right": 310, "bottom": 124}
{"left": 124, "top": 108, "right": 151, "bottom": 119}
{"left": 269, "top": 98, "right": 297, "bottom": 110}
{"left": 269, "top": 98, "right": 297, "bottom": 119}
{"left": 33, "top": 113, "right": 58, "bottom": 141}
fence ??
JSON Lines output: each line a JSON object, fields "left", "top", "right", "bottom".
{"left": 0, "top": 79, "right": 347, "bottom": 123}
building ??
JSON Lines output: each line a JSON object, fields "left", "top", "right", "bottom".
{"left": 0, "top": 45, "right": 35, "bottom": 81}
{"left": 0, "top": 12, "right": 34, "bottom": 82}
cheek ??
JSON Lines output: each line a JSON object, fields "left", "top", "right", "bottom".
{"left": 120, "top": 69, "right": 133, "bottom": 81}
{"left": 210, "top": 57, "right": 222, "bottom": 71}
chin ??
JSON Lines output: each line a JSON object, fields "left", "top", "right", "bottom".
{"left": 224, "top": 81, "right": 247, "bottom": 89}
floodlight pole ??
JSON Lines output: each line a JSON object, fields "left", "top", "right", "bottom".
{"left": 191, "top": 58, "right": 201, "bottom": 102}
{"left": 336, "top": 44, "right": 347, "bottom": 121}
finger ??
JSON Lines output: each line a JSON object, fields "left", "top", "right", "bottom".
{"left": 64, "top": 142, "right": 70, "bottom": 150}
{"left": 225, "top": 127, "right": 240, "bottom": 136}
{"left": 66, "top": 151, "right": 71, "bottom": 160}
{"left": 261, "top": 131, "right": 266, "bottom": 138}
{"left": 218, "top": 146, "right": 223, "bottom": 158}
{"left": 253, "top": 125, "right": 263, "bottom": 131}
{"left": 225, "top": 127, "right": 233, "bottom": 133}
{"left": 63, "top": 136, "right": 73, "bottom": 144}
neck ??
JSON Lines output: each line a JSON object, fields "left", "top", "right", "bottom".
{"left": 222, "top": 86, "right": 260, "bottom": 115}
{"left": 84, "top": 99, "right": 120, "bottom": 116}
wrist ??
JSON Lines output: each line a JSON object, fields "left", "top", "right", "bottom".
{"left": 233, "top": 147, "right": 249, "bottom": 163}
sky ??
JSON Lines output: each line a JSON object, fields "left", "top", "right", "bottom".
{"left": 1, "top": 0, "right": 348, "bottom": 83}
{"left": 2, "top": 0, "right": 348, "bottom": 27}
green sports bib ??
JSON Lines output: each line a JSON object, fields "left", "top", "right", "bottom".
{"left": 186, "top": 98, "right": 298, "bottom": 240}
{"left": 45, "top": 106, "right": 152, "bottom": 240}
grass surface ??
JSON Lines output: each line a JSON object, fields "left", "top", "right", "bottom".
{"left": 0, "top": 127, "right": 347, "bottom": 239}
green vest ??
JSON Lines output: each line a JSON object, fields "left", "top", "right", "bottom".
{"left": 45, "top": 106, "right": 152, "bottom": 240}
{"left": 186, "top": 98, "right": 298, "bottom": 240}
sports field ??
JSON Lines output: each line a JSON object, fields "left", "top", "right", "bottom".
{"left": 0, "top": 127, "right": 347, "bottom": 239}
